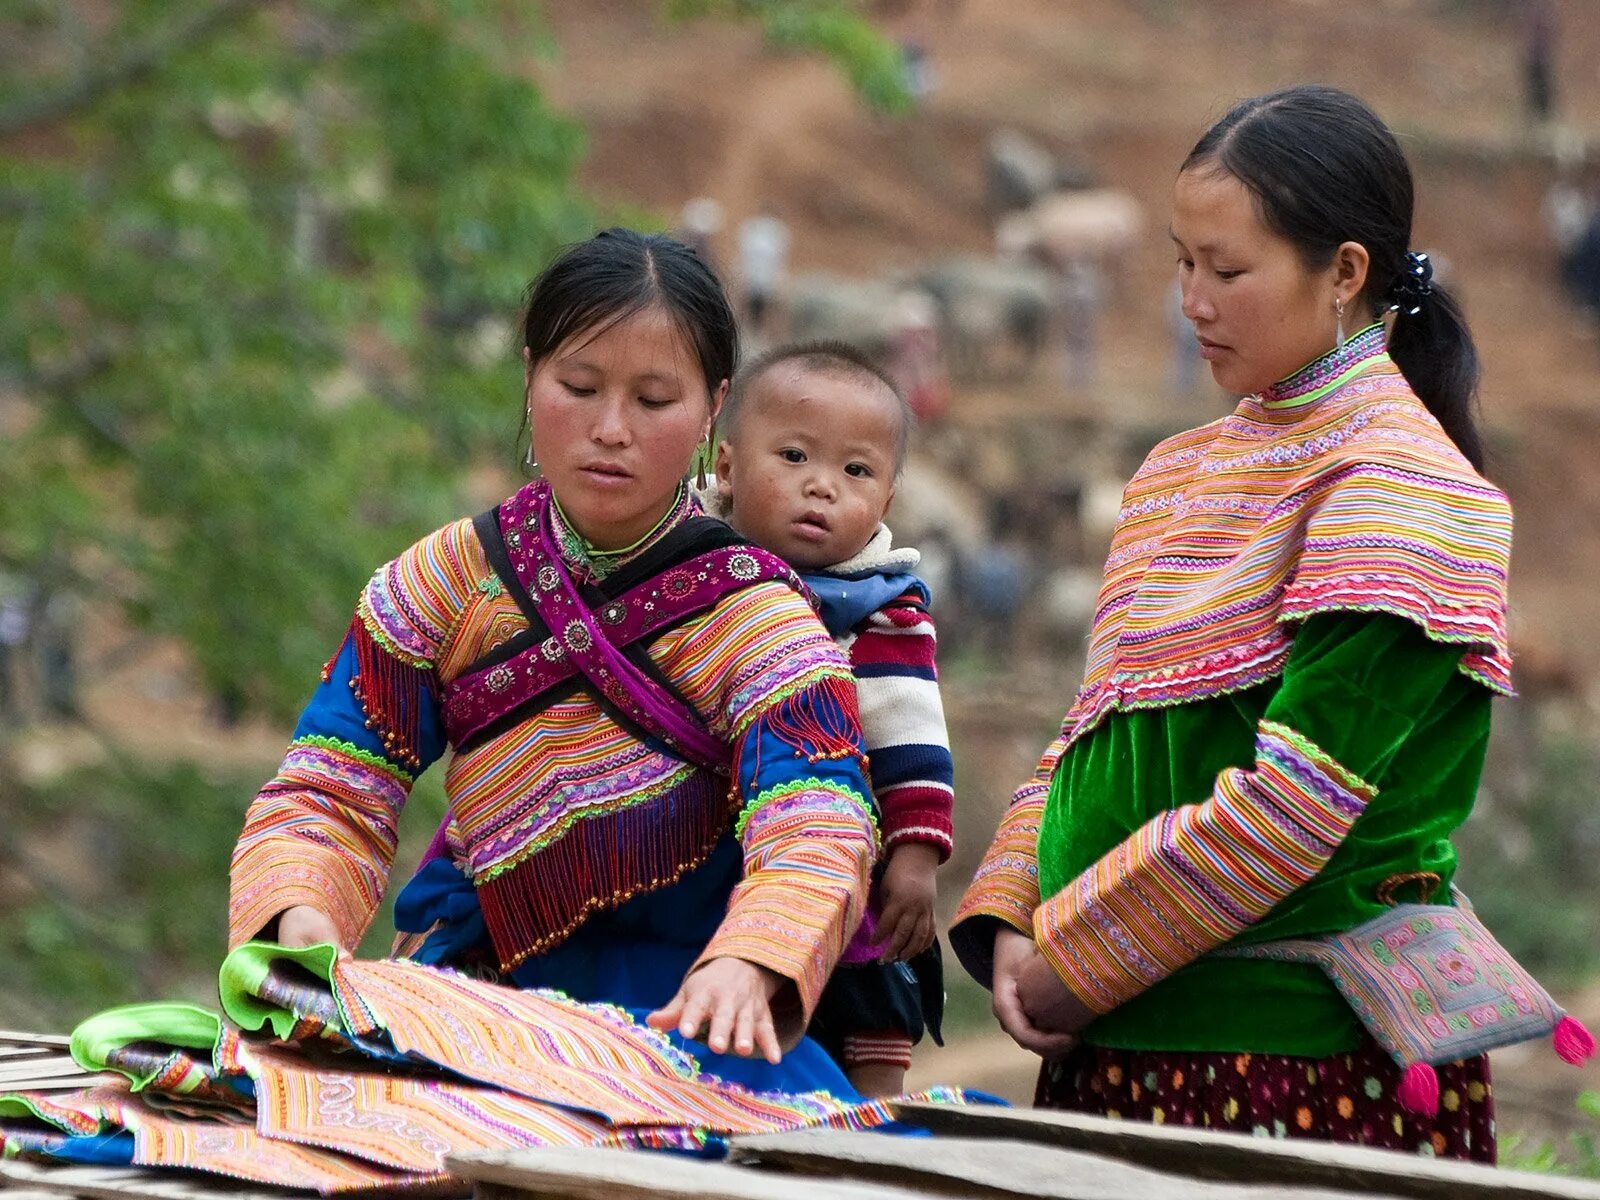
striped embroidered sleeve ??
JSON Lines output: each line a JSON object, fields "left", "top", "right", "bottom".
{"left": 850, "top": 594, "right": 954, "bottom": 860}
{"left": 946, "top": 721, "right": 1070, "bottom": 987}
{"left": 228, "top": 520, "right": 474, "bottom": 951}
{"left": 689, "top": 583, "right": 877, "bottom": 1041}
{"left": 1031, "top": 613, "right": 1466, "bottom": 1014}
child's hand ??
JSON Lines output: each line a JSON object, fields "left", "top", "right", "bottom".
{"left": 877, "top": 842, "right": 941, "bottom": 963}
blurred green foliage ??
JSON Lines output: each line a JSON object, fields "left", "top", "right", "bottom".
{"left": 0, "top": 0, "right": 903, "bottom": 722}
{"left": 1504, "top": 1091, "right": 1600, "bottom": 1180}
{"left": 0, "top": 0, "right": 592, "bottom": 718}
{"left": 0, "top": 753, "right": 447, "bottom": 1026}
{"left": 1456, "top": 731, "right": 1600, "bottom": 986}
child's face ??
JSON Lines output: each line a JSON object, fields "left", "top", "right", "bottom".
{"left": 716, "top": 367, "right": 898, "bottom": 571}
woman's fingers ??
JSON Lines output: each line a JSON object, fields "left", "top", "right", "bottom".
{"left": 733, "top": 999, "right": 756, "bottom": 1058}
{"left": 993, "top": 972, "right": 1076, "bottom": 1058}
{"left": 645, "top": 990, "right": 686, "bottom": 1033}
{"left": 705, "top": 990, "right": 737, "bottom": 1054}
{"left": 754, "top": 1001, "right": 781, "bottom": 1064}
{"left": 677, "top": 988, "right": 714, "bottom": 1043}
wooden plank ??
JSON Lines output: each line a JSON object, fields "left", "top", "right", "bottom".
{"left": 0, "top": 1048, "right": 60, "bottom": 1061}
{"left": 730, "top": 1129, "right": 1398, "bottom": 1200}
{"left": 0, "top": 1076, "right": 116, "bottom": 1094}
{"left": 892, "top": 1101, "right": 1600, "bottom": 1200}
{"left": 0, "top": 1160, "right": 300, "bottom": 1200}
{"left": 0, "top": 1035, "right": 70, "bottom": 1049}
{"left": 0, "top": 1068, "right": 88, "bottom": 1088}
{"left": 452, "top": 1148, "right": 938, "bottom": 1200}
{"left": 0, "top": 1059, "right": 98, "bottom": 1086}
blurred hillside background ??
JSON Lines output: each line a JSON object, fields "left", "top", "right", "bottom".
{"left": 3, "top": 0, "right": 1599, "bottom": 1166}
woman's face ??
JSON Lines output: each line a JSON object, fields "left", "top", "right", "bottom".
{"left": 526, "top": 304, "right": 723, "bottom": 550}
{"left": 1171, "top": 167, "right": 1365, "bottom": 396}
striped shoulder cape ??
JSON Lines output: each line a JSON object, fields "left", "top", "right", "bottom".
{"left": 1058, "top": 326, "right": 1512, "bottom": 761}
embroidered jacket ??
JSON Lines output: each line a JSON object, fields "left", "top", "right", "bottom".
{"left": 951, "top": 328, "right": 1514, "bottom": 1027}
{"left": 229, "top": 484, "right": 877, "bottom": 1024}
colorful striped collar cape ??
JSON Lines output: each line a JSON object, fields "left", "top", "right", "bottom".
{"left": 1054, "top": 324, "right": 1512, "bottom": 757}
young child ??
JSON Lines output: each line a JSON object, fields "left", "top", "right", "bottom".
{"left": 707, "top": 340, "right": 955, "bottom": 1096}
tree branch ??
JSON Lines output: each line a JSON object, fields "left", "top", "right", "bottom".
{"left": 0, "top": 0, "right": 274, "bottom": 137}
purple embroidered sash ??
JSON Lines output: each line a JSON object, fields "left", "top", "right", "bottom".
{"left": 441, "top": 480, "right": 797, "bottom": 768}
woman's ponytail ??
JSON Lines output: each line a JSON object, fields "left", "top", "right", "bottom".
{"left": 1386, "top": 283, "right": 1485, "bottom": 472}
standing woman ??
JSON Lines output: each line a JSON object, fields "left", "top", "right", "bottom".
{"left": 228, "top": 229, "right": 878, "bottom": 1093}
{"left": 952, "top": 87, "right": 1526, "bottom": 1159}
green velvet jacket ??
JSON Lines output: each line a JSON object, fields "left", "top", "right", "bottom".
{"left": 1037, "top": 612, "right": 1490, "bottom": 1056}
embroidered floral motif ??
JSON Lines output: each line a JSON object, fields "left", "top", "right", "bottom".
{"left": 600, "top": 601, "right": 627, "bottom": 625}
{"left": 536, "top": 564, "right": 559, "bottom": 593}
{"left": 540, "top": 637, "right": 564, "bottom": 663}
{"left": 563, "top": 620, "right": 593, "bottom": 653}
{"left": 486, "top": 665, "right": 515, "bottom": 693}
{"left": 728, "top": 552, "right": 760, "bottom": 581}
{"left": 661, "top": 569, "right": 695, "bottom": 600}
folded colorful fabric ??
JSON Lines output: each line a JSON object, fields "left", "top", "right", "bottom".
{"left": 1, "top": 944, "right": 982, "bottom": 1195}
{"left": 0, "top": 1083, "right": 436, "bottom": 1193}
{"left": 218, "top": 943, "right": 897, "bottom": 1133}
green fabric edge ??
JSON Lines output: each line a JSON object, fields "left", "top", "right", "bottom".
{"left": 0, "top": 1093, "right": 104, "bottom": 1133}
{"left": 217, "top": 941, "right": 344, "bottom": 1039}
{"left": 70, "top": 1002, "right": 223, "bottom": 1089}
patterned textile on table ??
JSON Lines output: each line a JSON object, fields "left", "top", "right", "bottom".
{"left": 2, "top": 944, "right": 975, "bottom": 1195}
{"left": 0, "top": 1083, "right": 434, "bottom": 1193}
{"left": 1037, "top": 1033, "right": 1495, "bottom": 1164}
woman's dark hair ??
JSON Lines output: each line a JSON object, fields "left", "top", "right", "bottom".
{"left": 521, "top": 227, "right": 738, "bottom": 400}
{"left": 1183, "top": 86, "right": 1484, "bottom": 470}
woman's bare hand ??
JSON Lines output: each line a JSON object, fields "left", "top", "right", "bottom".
{"left": 648, "top": 957, "right": 784, "bottom": 1064}
{"left": 990, "top": 926, "right": 1078, "bottom": 1059}
{"left": 274, "top": 905, "right": 348, "bottom": 955}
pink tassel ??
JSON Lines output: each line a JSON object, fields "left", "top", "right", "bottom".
{"left": 1396, "top": 1061, "right": 1440, "bottom": 1116}
{"left": 1555, "top": 1015, "right": 1597, "bottom": 1066}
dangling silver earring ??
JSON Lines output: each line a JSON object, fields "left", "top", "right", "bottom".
{"left": 525, "top": 438, "right": 536, "bottom": 470}
{"left": 1335, "top": 297, "right": 1347, "bottom": 350}
{"left": 695, "top": 439, "right": 709, "bottom": 490}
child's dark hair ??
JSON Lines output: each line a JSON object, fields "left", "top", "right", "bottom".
{"left": 1184, "top": 86, "right": 1484, "bottom": 471}
{"left": 522, "top": 227, "right": 737, "bottom": 400}
{"left": 720, "top": 339, "right": 914, "bottom": 471}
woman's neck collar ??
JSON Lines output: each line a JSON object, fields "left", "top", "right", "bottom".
{"left": 548, "top": 482, "right": 693, "bottom": 580}
{"left": 1260, "top": 322, "right": 1387, "bottom": 410}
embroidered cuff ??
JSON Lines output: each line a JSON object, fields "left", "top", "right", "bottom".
{"left": 700, "top": 781, "right": 876, "bottom": 1042}
{"left": 948, "top": 791, "right": 1045, "bottom": 989}
{"left": 1032, "top": 719, "right": 1376, "bottom": 1014}
{"left": 952, "top": 791, "right": 1045, "bottom": 935}
{"left": 843, "top": 1032, "right": 915, "bottom": 1070}
{"left": 881, "top": 784, "right": 955, "bottom": 861}
{"left": 228, "top": 833, "right": 382, "bottom": 953}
